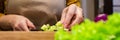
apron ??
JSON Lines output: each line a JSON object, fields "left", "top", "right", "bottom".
{"left": 5, "top": 0, "right": 66, "bottom": 30}
{"left": 4, "top": 0, "right": 80, "bottom": 30}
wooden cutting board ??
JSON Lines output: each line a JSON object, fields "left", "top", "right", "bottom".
{"left": 0, "top": 31, "right": 54, "bottom": 40}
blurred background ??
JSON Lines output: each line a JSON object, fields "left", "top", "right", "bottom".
{"left": 0, "top": 0, "right": 120, "bottom": 20}
{"left": 113, "top": 0, "right": 120, "bottom": 12}
{"left": 81, "top": 0, "right": 120, "bottom": 20}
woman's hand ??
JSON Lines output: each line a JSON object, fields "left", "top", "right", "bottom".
{"left": 0, "top": 15, "right": 36, "bottom": 31}
{"left": 60, "top": 4, "right": 83, "bottom": 29}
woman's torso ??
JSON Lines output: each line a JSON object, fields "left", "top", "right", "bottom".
{"left": 5, "top": 0, "right": 66, "bottom": 30}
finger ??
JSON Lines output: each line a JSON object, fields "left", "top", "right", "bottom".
{"left": 70, "top": 7, "right": 83, "bottom": 27}
{"left": 65, "top": 15, "right": 76, "bottom": 29}
{"left": 18, "top": 21, "right": 29, "bottom": 32}
{"left": 14, "top": 27, "right": 23, "bottom": 31}
{"left": 76, "top": 7, "right": 83, "bottom": 17}
{"left": 64, "top": 4, "right": 77, "bottom": 27}
{"left": 70, "top": 16, "right": 82, "bottom": 27}
{"left": 26, "top": 19, "right": 36, "bottom": 30}
{"left": 13, "top": 24, "right": 23, "bottom": 31}
{"left": 60, "top": 7, "right": 68, "bottom": 23}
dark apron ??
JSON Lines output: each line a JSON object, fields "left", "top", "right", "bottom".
{"left": 5, "top": 0, "right": 66, "bottom": 30}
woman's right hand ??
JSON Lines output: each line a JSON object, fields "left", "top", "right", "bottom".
{"left": 0, "top": 15, "right": 36, "bottom": 31}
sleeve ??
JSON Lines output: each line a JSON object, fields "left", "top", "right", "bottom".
{"left": 66, "top": 0, "right": 81, "bottom": 7}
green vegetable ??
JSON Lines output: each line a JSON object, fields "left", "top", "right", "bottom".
{"left": 41, "top": 21, "right": 65, "bottom": 31}
{"left": 41, "top": 24, "right": 50, "bottom": 31}
{"left": 55, "top": 13, "right": 120, "bottom": 40}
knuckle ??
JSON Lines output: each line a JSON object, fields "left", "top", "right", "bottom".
{"left": 12, "top": 24, "right": 18, "bottom": 27}
{"left": 68, "top": 13, "right": 74, "bottom": 16}
{"left": 13, "top": 24, "right": 18, "bottom": 28}
{"left": 77, "top": 7, "right": 82, "bottom": 11}
{"left": 64, "top": 21, "right": 69, "bottom": 24}
{"left": 79, "top": 8, "right": 82, "bottom": 11}
{"left": 78, "top": 16, "right": 83, "bottom": 20}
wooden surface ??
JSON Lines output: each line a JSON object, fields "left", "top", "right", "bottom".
{"left": 0, "top": 31, "right": 54, "bottom": 40}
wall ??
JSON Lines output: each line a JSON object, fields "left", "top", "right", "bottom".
{"left": 81, "top": 0, "right": 95, "bottom": 20}
{"left": 113, "top": 0, "right": 120, "bottom": 12}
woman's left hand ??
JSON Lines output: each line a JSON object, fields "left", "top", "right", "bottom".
{"left": 60, "top": 4, "right": 83, "bottom": 29}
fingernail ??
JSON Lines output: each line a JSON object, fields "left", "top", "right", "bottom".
{"left": 66, "top": 26, "right": 71, "bottom": 29}
{"left": 64, "top": 24, "right": 71, "bottom": 29}
{"left": 64, "top": 24, "right": 67, "bottom": 28}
